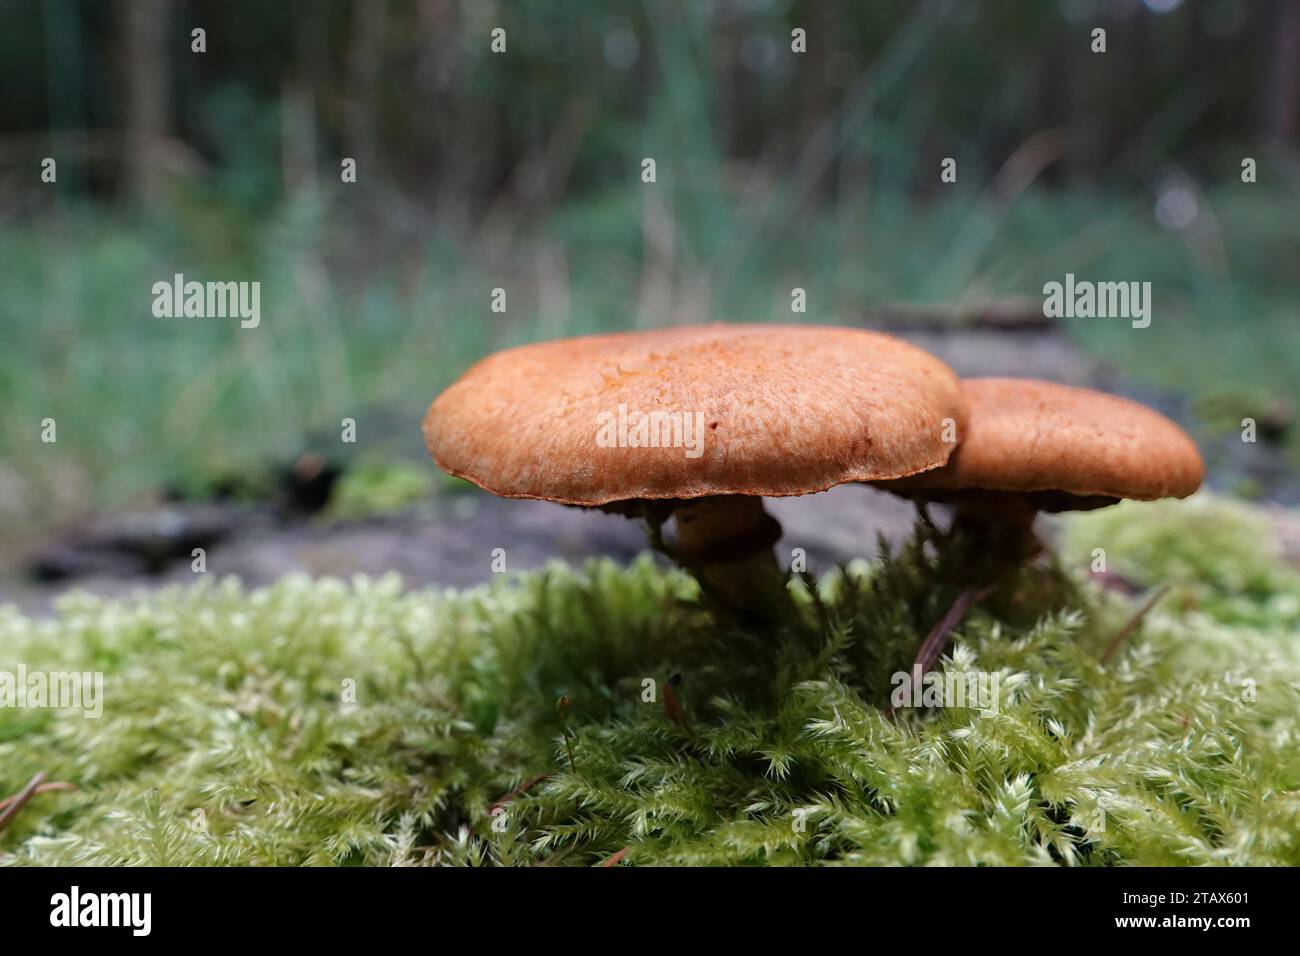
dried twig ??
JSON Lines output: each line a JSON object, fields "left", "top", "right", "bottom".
{"left": 487, "top": 773, "right": 551, "bottom": 817}
{"left": 917, "top": 586, "right": 993, "bottom": 677}
{"left": 0, "top": 780, "right": 77, "bottom": 812}
{"left": 0, "top": 773, "right": 56, "bottom": 833}
{"left": 1088, "top": 568, "right": 1142, "bottom": 597}
{"left": 599, "top": 846, "right": 631, "bottom": 868}
{"left": 663, "top": 673, "right": 693, "bottom": 736}
{"left": 1100, "top": 586, "right": 1170, "bottom": 665}
{"left": 891, "top": 585, "right": 993, "bottom": 717}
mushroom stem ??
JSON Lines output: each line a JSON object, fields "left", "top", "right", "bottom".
{"left": 949, "top": 496, "right": 1041, "bottom": 565}
{"left": 671, "top": 495, "right": 788, "bottom": 617}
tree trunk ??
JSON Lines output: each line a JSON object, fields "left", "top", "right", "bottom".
{"left": 346, "top": 0, "right": 388, "bottom": 180}
{"left": 122, "top": 0, "right": 168, "bottom": 204}
{"left": 1265, "top": 0, "right": 1300, "bottom": 146}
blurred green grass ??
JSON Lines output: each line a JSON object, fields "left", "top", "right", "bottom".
{"left": 1, "top": 181, "right": 1297, "bottom": 541}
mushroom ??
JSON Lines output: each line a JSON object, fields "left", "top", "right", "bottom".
{"left": 423, "top": 324, "right": 968, "bottom": 617}
{"left": 873, "top": 377, "right": 1204, "bottom": 674}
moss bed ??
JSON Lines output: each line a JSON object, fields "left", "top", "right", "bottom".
{"left": 1, "top": 496, "right": 1298, "bottom": 866}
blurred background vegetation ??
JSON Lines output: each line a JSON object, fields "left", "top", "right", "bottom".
{"left": 0, "top": 0, "right": 1297, "bottom": 551}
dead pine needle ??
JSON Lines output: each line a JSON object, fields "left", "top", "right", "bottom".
{"left": 0, "top": 772, "right": 62, "bottom": 833}
{"left": 599, "top": 846, "right": 631, "bottom": 868}
{"left": 1100, "top": 585, "right": 1170, "bottom": 665}
{"left": 487, "top": 773, "right": 551, "bottom": 817}
{"left": 0, "top": 779, "right": 77, "bottom": 813}
{"left": 663, "top": 672, "right": 693, "bottom": 736}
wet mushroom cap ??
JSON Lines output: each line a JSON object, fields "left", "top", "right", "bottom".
{"left": 423, "top": 324, "right": 968, "bottom": 506}
{"left": 879, "top": 377, "right": 1204, "bottom": 504}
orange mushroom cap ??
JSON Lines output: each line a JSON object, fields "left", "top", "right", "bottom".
{"left": 878, "top": 377, "right": 1204, "bottom": 508}
{"left": 424, "top": 324, "right": 969, "bottom": 507}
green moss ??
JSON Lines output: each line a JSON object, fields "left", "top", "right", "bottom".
{"left": 325, "top": 458, "right": 438, "bottom": 520}
{"left": 1063, "top": 497, "right": 1300, "bottom": 630}
{"left": 1, "top": 497, "right": 1297, "bottom": 866}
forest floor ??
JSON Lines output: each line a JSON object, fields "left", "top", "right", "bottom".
{"left": 4, "top": 320, "right": 1299, "bottom": 867}
{"left": 4, "top": 492, "right": 1298, "bottom": 866}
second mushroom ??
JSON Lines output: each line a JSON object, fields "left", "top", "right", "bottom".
{"left": 873, "top": 377, "right": 1205, "bottom": 675}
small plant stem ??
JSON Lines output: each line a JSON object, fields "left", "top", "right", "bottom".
{"left": 917, "top": 501, "right": 942, "bottom": 537}
{"left": 556, "top": 695, "right": 578, "bottom": 773}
